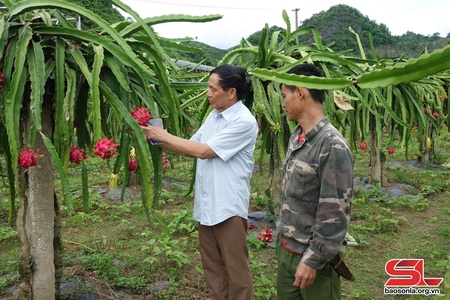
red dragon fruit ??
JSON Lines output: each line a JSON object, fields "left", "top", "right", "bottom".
{"left": 258, "top": 228, "right": 273, "bottom": 243}
{"left": 94, "top": 138, "right": 119, "bottom": 160}
{"left": 128, "top": 158, "right": 138, "bottom": 172}
{"left": 69, "top": 147, "right": 88, "bottom": 165}
{"left": 131, "top": 107, "right": 152, "bottom": 126}
{"left": 387, "top": 147, "right": 395, "bottom": 155}
{"left": 359, "top": 141, "right": 367, "bottom": 151}
{"left": 18, "top": 149, "right": 44, "bottom": 169}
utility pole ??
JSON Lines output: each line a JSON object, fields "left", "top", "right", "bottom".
{"left": 292, "top": 8, "right": 300, "bottom": 29}
{"left": 292, "top": 8, "right": 300, "bottom": 44}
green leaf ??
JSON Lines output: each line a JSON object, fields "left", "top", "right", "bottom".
{"left": 356, "top": 44, "right": 450, "bottom": 88}
{"left": 62, "top": 64, "right": 77, "bottom": 166}
{"left": 250, "top": 68, "right": 352, "bottom": 90}
{"left": 98, "top": 81, "right": 155, "bottom": 215}
{"left": 9, "top": 0, "right": 151, "bottom": 75}
{"left": 54, "top": 37, "right": 66, "bottom": 159}
{"left": 81, "top": 164, "right": 89, "bottom": 213}
{"left": 53, "top": 10, "right": 76, "bottom": 29}
{"left": 68, "top": 46, "right": 92, "bottom": 84}
{"left": 107, "top": 0, "right": 177, "bottom": 70}
{"left": 0, "top": 15, "right": 11, "bottom": 61}
{"left": 142, "top": 44, "right": 181, "bottom": 136}
{"left": 104, "top": 54, "right": 131, "bottom": 92}
{"left": 281, "top": 9, "right": 291, "bottom": 51}
{"left": 114, "top": 127, "right": 131, "bottom": 175}
{"left": 27, "top": 41, "right": 46, "bottom": 132}
{"left": 0, "top": 130, "right": 16, "bottom": 227}
{"left": 5, "top": 25, "right": 32, "bottom": 171}
{"left": 36, "top": 10, "right": 53, "bottom": 26}
{"left": 92, "top": 45, "right": 104, "bottom": 143}
{"left": 119, "top": 14, "right": 222, "bottom": 37}
{"left": 257, "top": 26, "right": 268, "bottom": 68}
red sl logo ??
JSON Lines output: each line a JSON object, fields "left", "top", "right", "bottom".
{"left": 385, "top": 259, "right": 444, "bottom": 287}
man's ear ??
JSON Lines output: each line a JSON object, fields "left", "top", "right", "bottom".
{"left": 228, "top": 87, "right": 237, "bottom": 99}
{"left": 296, "top": 87, "right": 305, "bottom": 99}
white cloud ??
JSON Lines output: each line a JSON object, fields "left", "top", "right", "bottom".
{"left": 120, "top": 0, "right": 450, "bottom": 49}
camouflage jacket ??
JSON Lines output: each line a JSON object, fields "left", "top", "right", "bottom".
{"left": 276, "top": 117, "right": 353, "bottom": 269}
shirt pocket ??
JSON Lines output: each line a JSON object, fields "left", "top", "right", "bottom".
{"left": 286, "top": 160, "right": 317, "bottom": 201}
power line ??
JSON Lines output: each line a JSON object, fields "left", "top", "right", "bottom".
{"left": 126, "top": 0, "right": 272, "bottom": 11}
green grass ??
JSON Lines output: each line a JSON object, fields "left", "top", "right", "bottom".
{"left": 1, "top": 136, "right": 450, "bottom": 299}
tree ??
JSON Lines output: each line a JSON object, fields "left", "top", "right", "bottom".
{"left": 64, "top": 0, "right": 124, "bottom": 28}
{"left": 224, "top": 10, "right": 450, "bottom": 193}
{"left": 0, "top": 0, "right": 220, "bottom": 298}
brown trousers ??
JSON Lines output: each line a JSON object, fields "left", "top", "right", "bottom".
{"left": 198, "top": 216, "right": 253, "bottom": 300}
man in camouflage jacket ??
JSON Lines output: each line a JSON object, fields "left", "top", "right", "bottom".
{"left": 276, "top": 63, "right": 354, "bottom": 300}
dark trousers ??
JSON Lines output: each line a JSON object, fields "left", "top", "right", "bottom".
{"left": 277, "top": 243, "right": 341, "bottom": 300}
{"left": 198, "top": 216, "right": 253, "bottom": 300}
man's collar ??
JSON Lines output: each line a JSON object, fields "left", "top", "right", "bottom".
{"left": 213, "top": 100, "right": 242, "bottom": 120}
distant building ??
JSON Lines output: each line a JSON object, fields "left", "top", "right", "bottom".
{"left": 173, "top": 59, "right": 214, "bottom": 73}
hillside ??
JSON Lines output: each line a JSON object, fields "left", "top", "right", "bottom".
{"left": 299, "top": 4, "right": 449, "bottom": 58}
{"left": 172, "top": 40, "right": 228, "bottom": 67}
{"left": 176, "top": 4, "right": 450, "bottom": 65}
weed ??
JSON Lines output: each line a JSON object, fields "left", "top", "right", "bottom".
{"left": 77, "top": 252, "right": 119, "bottom": 280}
{"left": 250, "top": 259, "right": 277, "bottom": 299}
{"left": 2, "top": 133, "right": 450, "bottom": 299}
{"left": 250, "top": 189, "right": 269, "bottom": 208}
{"left": 69, "top": 212, "right": 102, "bottom": 226}
{"left": 0, "top": 226, "right": 17, "bottom": 242}
{"left": 167, "top": 206, "right": 197, "bottom": 234}
{"left": 373, "top": 214, "right": 406, "bottom": 233}
{"left": 436, "top": 227, "right": 450, "bottom": 239}
{"left": 0, "top": 265, "right": 19, "bottom": 291}
{"left": 114, "top": 275, "right": 147, "bottom": 292}
{"left": 93, "top": 235, "right": 108, "bottom": 252}
{"left": 386, "top": 195, "right": 429, "bottom": 212}
{"left": 247, "top": 234, "right": 265, "bottom": 250}
{"left": 141, "top": 232, "right": 191, "bottom": 272}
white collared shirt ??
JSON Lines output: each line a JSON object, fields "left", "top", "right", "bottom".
{"left": 190, "top": 101, "right": 258, "bottom": 226}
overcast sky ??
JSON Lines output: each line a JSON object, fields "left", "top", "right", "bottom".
{"left": 120, "top": 0, "right": 450, "bottom": 50}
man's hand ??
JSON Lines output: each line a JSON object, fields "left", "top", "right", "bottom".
{"left": 139, "top": 125, "right": 216, "bottom": 159}
{"left": 293, "top": 261, "right": 317, "bottom": 289}
{"left": 140, "top": 125, "right": 167, "bottom": 142}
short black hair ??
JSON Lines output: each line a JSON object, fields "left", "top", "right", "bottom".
{"left": 285, "top": 63, "right": 326, "bottom": 104}
{"left": 210, "top": 64, "right": 247, "bottom": 100}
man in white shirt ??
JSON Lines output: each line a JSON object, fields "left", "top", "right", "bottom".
{"left": 142, "top": 64, "right": 258, "bottom": 300}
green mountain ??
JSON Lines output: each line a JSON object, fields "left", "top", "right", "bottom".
{"left": 172, "top": 40, "right": 228, "bottom": 67}
{"left": 175, "top": 4, "right": 449, "bottom": 65}
{"left": 299, "top": 4, "right": 449, "bottom": 58}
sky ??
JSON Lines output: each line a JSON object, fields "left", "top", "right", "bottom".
{"left": 119, "top": 0, "right": 450, "bottom": 50}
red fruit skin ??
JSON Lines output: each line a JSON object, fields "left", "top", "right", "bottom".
{"left": 387, "top": 147, "right": 395, "bottom": 155}
{"left": 433, "top": 112, "right": 439, "bottom": 119}
{"left": 94, "top": 138, "right": 120, "bottom": 160}
{"left": 69, "top": 147, "right": 87, "bottom": 165}
{"left": 131, "top": 107, "right": 152, "bottom": 126}
{"left": 359, "top": 142, "right": 367, "bottom": 151}
{"left": 128, "top": 158, "right": 138, "bottom": 172}
{"left": 258, "top": 228, "right": 273, "bottom": 243}
{"left": 18, "top": 149, "right": 44, "bottom": 169}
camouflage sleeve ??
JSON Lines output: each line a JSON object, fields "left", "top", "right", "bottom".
{"left": 301, "top": 138, "right": 353, "bottom": 269}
